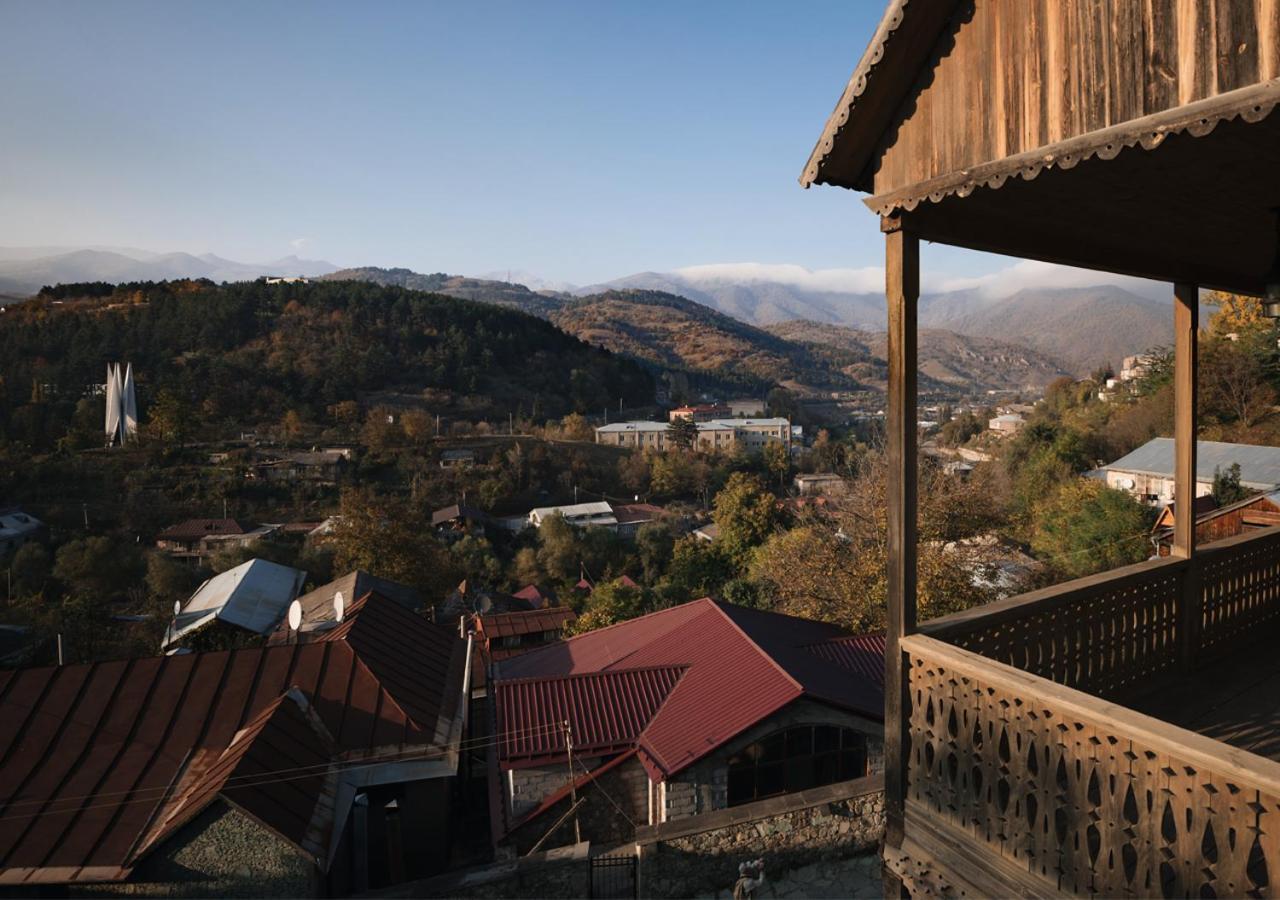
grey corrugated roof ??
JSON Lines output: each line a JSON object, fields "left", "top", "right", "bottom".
{"left": 1104, "top": 438, "right": 1280, "bottom": 488}
{"left": 164, "top": 558, "right": 306, "bottom": 647}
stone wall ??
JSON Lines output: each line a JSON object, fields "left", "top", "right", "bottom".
{"left": 367, "top": 842, "right": 590, "bottom": 899}
{"left": 507, "top": 754, "right": 609, "bottom": 819}
{"left": 73, "top": 802, "right": 317, "bottom": 898}
{"left": 507, "top": 755, "right": 649, "bottom": 855}
{"left": 637, "top": 774, "right": 884, "bottom": 899}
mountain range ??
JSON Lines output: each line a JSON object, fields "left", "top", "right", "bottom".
{"left": 0, "top": 247, "right": 1177, "bottom": 380}
{"left": 0, "top": 246, "right": 337, "bottom": 299}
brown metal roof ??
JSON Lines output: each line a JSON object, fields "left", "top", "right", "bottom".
{"left": 0, "top": 593, "right": 465, "bottom": 886}
{"left": 478, "top": 607, "right": 576, "bottom": 640}
{"left": 155, "top": 518, "right": 257, "bottom": 542}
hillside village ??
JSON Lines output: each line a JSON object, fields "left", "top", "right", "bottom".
{"left": 4, "top": 0, "right": 1280, "bottom": 896}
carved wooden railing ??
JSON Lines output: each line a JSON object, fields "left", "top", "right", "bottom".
{"left": 1198, "top": 527, "right": 1280, "bottom": 662}
{"left": 920, "top": 555, "right": 1188, "bottom": 699}
{"left": 921, "top": 526, "right": 1280, "bottom": 699}
{"left": 902, "top": 633, "right": 1280, "bottom": 898}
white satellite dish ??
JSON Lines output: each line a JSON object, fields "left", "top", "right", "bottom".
{"left": 173, "top": 600, "right": 182, "bottom": 618}
{"left": 1119, "top": 477, "right": 1136, "bottom": 490}
{"left": 287, "top": 599, "right": 303, "bottom": 631}
{"left": 334, "top": 591, "right": 345, "bottom": 623}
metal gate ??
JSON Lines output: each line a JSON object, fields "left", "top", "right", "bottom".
{"left": 589, "top": 851, "right": 638, "bottom": 899}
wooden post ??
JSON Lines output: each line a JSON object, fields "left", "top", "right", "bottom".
{"left": 882, "top": 217, "right": 918, "bottom": 860}
{"left": 1173, "top": 282, "right": 1199, "bottom": 671}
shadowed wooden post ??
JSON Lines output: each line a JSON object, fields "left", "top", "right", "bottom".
{"left": 1173, "top": 282, "right": 1199, "bottom": 671}
{"left": 882, "top": 218, "right": 918, "bottom": 874}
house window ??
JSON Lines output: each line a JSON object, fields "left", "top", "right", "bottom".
{"left": 726, "top": 725, "right": 866, "bottom": 806}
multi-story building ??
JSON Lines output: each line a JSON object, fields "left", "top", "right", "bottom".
{"left": 595, "top": 418, "right": 791, "bottom": 452}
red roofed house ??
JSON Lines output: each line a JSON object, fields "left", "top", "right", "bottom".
{"left": 0, "top": 592, "right": 471, "bottom": 896}
{"left": 489, "top": 598, "right": 885, "bottom": 852}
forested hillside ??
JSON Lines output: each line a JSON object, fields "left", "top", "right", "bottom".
{"left": 319, "top": 267, "right": 564, "bottom": 317}
{"left": 0, "top": 279, "right": 652, "bottom": 450}
{"left": 548, "top": 289, "right": 869, "bottom": 393}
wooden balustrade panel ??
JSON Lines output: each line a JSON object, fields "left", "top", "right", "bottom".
{"left": 940, "top": 563, "right": 1183, "bottom": 698}
{"left": 906, "top": 643, "right": 1280, "bottom": 898}
{"left": 1199, "top": 528, "right": 1280, "bottom": 661}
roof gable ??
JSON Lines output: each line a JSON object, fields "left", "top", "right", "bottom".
{"left": 493, "top": 599, "right": 884, "bottom": 778}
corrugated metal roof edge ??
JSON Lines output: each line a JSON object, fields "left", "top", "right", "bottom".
{"left": 494, "top": 662, "right": 689, "bottom": 689}
{"left": 635, "top": 691, "right": 800, "bottom": 781}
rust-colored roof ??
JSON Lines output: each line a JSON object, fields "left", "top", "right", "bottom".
{"left": 493, "top": 598, "right": 884, "bottom": 779}
{"left": 497, "top": 666, "right": 685, "bottom": 764}
{"left": 803, "top": 632, "right": 887, "bottom": 688}
{"left": 155, "top": 518, "right": 256, "bottom": 542}
{"left": 267, "top": 570, "right": 423, "bottom": 639}
{"left": 0, "top": 593, "right": 465, "bottom": 886}
{"left": 612, "top": 503, "right": 664, "bottom": 525}
{"left": 478, "top": 607, "right": 576, "bottom": 640}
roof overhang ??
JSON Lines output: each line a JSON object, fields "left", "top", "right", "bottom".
{"left": 800, "top": 0, "right": 963, "bottom": 191}
{"left": 868, "top": 81, "right": 1280, "bottom": 296}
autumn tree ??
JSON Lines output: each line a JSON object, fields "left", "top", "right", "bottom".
{"left": 328, "top": 489, "right": 457, "bottom": 602}
{"left": 712, "top": 473, "right": 782, "bottom": 568}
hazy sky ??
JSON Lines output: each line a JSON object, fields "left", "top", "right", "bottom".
{"left": 0, "top": 1, "right": 1130, "bottom": 289}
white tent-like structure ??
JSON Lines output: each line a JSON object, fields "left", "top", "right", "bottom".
{"left": 104, "top": 362, "right": 138, "bottom": 445}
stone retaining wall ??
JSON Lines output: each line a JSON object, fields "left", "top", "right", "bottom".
{"left": 364, "top": 842, "right": 589, "bottom": 899}
{"left": 636, "top": 775, "right": 884, "bottom": 899}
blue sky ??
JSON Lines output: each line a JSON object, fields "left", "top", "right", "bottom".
{"left": 0, "top": 1, "right": 1114, "bottom": 288}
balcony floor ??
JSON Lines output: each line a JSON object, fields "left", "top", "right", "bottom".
{"left": 1132, "top": 648, "right": 1280, "bottom": 762}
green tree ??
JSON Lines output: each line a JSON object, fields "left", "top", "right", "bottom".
{"left": 1030, "top": 480, "right": 1153, "bottom": 579}
{"left": 147, "top": 389, "right": 191, "bottom": 445}
{"left": 635, "top": 522, "right": 676, "bottom": 584}
{"left": 9, "top": 542, "right": 52, "bottom": 598}
{"left": 145, "top": 552, "right": 201, "bottom": 605}
{"left": 712, "top": 473, "right": 781, "bottom": 567}
{"left": 666, "top": 417, "right": 698, "bottom": 451}
{"left": 53, "top": 536, "right": 144, "bottom": 600}
{"left": 1212, "top": 463, "right": 1249, "bottom": 505}
{"left": 567, "top": 580, "right": 649, "bottom": 634}
{"left": 763, "top": 440, "right": 789, "bottom": 491}
{"left": 656, "top": 536, "right": 735, "bottom": 604}
{"left": 535, "top": 514, "right": 581, "bottom": 586}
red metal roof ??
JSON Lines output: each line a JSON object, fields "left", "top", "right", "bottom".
{"left": 479, "top": 607, "right": 576, "bottom": 640}
{"left": 497, "top": 666, "right": 685, "bottom": 764}
{"left": 493, "top": 598, "right": 884, "bottom": 779}
{"left": 0, "top": 593, "right": 466, "bottom": 886}
{"left": 803, "top": 632, "right": 887, "bottom": 687}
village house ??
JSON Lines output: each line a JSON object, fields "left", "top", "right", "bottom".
{"left": 266, "top": 570, "right": 424, "bottom": 640}
{"left": 1152, "top": 491, "right": 1280, "bottom": 556}
{"left": 431, "top": 503, "right": 489, "bottom": 538}
{"left": 802, "top": 0, "right": 1280, "bottom": 894}
{"left": 668, "top": 402, "right": 729, "bottom": 422}
{"left": 794, "top": 472, "right": 847, "bottom": 496}
{"left": 0, "top": 505, "right": 44, "bottom": 557}
{"left": 439, "top": 448, "right": 477, "bottom": 469}
{"left": 162, "top": 558, "right": 307, "bottom": 651}
{"left": 0, "top": 593, "right": 470, "bottom": 896}
{"left": 488, "top": 599, "right": 885, "bottom": 853}
{"left": 155, "top": 517, "right": 280, "bottom": 562}
{"left": 248, "top": 448, "right": 350, "bottom": 483}
{"left": 1099, "top": 437, "right": 1280, "bottom": 505}
{"left": 986, "top": 412, "right": 1024, "bottom": 435}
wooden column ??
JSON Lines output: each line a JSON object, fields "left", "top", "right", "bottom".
{"left": 882, "top": 217, "right": 918, "bottom": 855}
{"left": 1173, "top": 282, "right": 1199, "bottom": 671}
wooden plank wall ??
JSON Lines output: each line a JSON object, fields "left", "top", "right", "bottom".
{"left": 872, "top": 0, "right": 1280, "bottom": 195}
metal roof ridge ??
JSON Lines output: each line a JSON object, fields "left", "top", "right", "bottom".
{"left": 494, "top": 663, "right": 689, "bottom": 689}
{"left": 707, "top": 600, "right": 806, "bottom": 695}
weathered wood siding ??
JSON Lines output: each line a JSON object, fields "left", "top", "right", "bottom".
{"left": 872, "top": 0, "right": 1280, "bottom": 195}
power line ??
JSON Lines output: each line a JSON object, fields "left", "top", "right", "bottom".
{"left": 0, "top": 720, "right": 566, "bottom": 821}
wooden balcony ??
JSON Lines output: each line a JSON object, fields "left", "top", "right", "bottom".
{"left": 885, "top": 526, "right": 1280, "bottom": 898}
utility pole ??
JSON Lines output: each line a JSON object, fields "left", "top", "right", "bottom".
{"left": 509, "top": 412, "right": 514, "bottom": 436}
{"left": 223, "top": 496, "right": 228, "bottom": 519}
{"left": 56, "top": 634, "right": 64, "bottom": 666}
{"left": 564, "top": 720, "right": 581, "bottom": 844}
{"left": 82, "top": 502, "right": 88, "bottom": 529}
{"left": 435, "top": 414, "right": 440, "bottom": 438}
